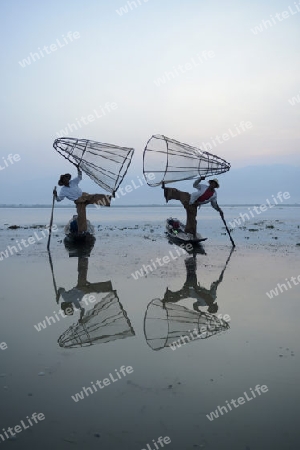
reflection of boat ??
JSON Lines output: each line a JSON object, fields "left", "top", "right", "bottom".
{"left": 63, "top": 216, "right": 96, "bottom": 257}
{"left": 143, "top": 249, "right": 234, "bottom": 351}
{"left": 58, "top": 291, "right": 135, "bottom": 348}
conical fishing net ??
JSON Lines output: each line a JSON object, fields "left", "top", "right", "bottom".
{"left": 144, "top": 299, "right": 230, "bottom": 351}
{"left": 143, "top": 134, "right": 230, "bottom": 186}
{"left": 58, "top": 291, "right": 135, "bottom": 348}
{"left": 53, "top": 137, "right": 134, "bottom": 194}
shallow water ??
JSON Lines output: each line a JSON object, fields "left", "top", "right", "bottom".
{"left": 0, "top": 207, "right": 299, "bottom": 449}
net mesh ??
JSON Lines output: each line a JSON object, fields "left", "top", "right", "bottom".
{"left": 144, "top": 299, "right": 230, "bottom": 351}
{"left": 58, "top": 291, "right": 135, "bottom": 348}
{"left": 143, "top": 134, "right": 230, "bottom": 186}
{"left": 53, "top": 137, "right": 134, "bottom": 194}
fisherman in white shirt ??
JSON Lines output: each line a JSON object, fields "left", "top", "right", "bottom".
{"left": 163, "top": 176, "right": 224, "bottom": 238}
{"left": 53, "top": 166, "right": 111, "bottom": 234}
{"left": 57, "top": 287, "right": 86, "bottom": 321}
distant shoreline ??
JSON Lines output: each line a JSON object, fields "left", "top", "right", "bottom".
{"left": 0, "top": 204, "right": 299, "bottom": 208}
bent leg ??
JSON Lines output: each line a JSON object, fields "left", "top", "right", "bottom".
{"left": 165, "top": 188, "right": 190, "bottom": 206}
{"left": 86, "top": 194, "right": 111, "bottom": 207}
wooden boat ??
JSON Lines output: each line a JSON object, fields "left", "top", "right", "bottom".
{"left": 64, "top": 216, "right": 96, "bottom": 257}
{"left": 165, "top": 217, "right": 207, "bottom": 244}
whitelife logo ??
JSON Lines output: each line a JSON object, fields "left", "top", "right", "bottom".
{"left": 0, "top": 412, "right": 45, "bottom": 443}
{"left": 288, "top": 90, "right": 300, "bottom": 106}
{"left": 0, "top": 153, "right": 21, "bottom": 171}
{"left": 0, "top": 226, "right": 58, "bottom": 262}
{"left": 140, "top": 435, "right": 171, "bottom": 450}
{"left": 55, "top": 102, "right": 118, "bottom": 137}
{"left": 228, "top": 191, "right": 291, "bottom": 229}
{"left": 71, "top": 365, "right": 133, "bottom": 402}
{"left": 153, "top": 51, "right": 215, "bottom": 87}
{"left": 18, "top": 32, "right": 80, "bottom": 68}
{"left": 206, "top": 385, "right": 269, "bottom": 421}
{"left": 169, "top": 315, "right": 231, "bottom": 351}
{"left": 116, "top": 0, "right": 151, "bottom": 16}
{"left": 131, "top": 244, "right": 193, "bottom": 280}
{"left": 0, "top": 342, "right": 8, "bottom": 351}
{"left": 250, "top": 3, "right": 300, "bottom": 35}
{"left": 266, "top": 275, "right": 300, "bottom": 299}
{"left": 33, "top": 294, "right": 96, "bottom": 332}
{"left": 192, "top": 121, "right": 253, "bottom": 153}
{"left": 94, "top": 173, "right": 156, "bottom": 207}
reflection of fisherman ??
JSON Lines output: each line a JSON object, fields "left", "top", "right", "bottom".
{"left": 49, "top": 249, "right": 135, "bottom": 349}
{"left": 144, "top": 251, "right": 233, "bottom": 351}
{"left": 163, "top": 177, "right": 223, "bottom": 238}
{"left": 56, "top": 255, "right": 135, "bottom": 348}
{"left": 56, "top": 256, "right": 113, "bottom": 324}
{"left": 58, "top": 287, "right": 87, "bottom": 322}
{"left": 56, "top": 257, "right": 92, "bottom": 323}
{"left": 163, "top": 252, "right": 231, "bottom": 313}
{"left": 53, "top": 166, "right": 111, "bottom": 234}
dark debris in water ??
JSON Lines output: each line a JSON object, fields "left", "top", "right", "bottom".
{"left": 8, "top": 224, "right": 46, "bottom": 230}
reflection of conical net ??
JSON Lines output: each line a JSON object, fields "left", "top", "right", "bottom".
{"left": 58, "top": 291, "right": 135, "bottom": 348}
{"left": 144, "top": 299, "right": 230, "bottom": 351}
{"left": 53, "top": 137, "right": 134, "bottom": 194}
{"left": 143, "top": 135, "right": 230, "bottom": 186}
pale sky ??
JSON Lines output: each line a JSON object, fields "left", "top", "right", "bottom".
{"left": 0, "top": 0, "right": 299, "bottom": 203}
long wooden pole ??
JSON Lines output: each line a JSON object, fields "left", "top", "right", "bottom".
{"left": 47, "top": 186, "right": 56, "bottom": 250}
{"left": 220, "top": 213, "right": 236, "bottom": 247}
{"left": 47, "top": 250, "right": 60, "bottom": 303}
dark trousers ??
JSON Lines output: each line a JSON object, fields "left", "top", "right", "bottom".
{"left": 74, "top": 193, "right": 111, "bottom": 232}
{"left": 165, "top": 188, "right": 198, "bottom": 236}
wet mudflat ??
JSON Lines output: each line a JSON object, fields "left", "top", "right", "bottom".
{"left": 0, "top": 206, "right": 299, "bottom": 450}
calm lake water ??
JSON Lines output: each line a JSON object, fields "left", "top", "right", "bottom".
{"left": 0, "top": 206, "right": 299, "bottom": 449}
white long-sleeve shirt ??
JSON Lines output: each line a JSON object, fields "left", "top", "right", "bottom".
{"left": 189, "top": 178, "right": 219, "bottom": 210}
{"left": 59, "top": 288, "right": 85, "bottom": 309}
{"left": 56, "top": 172, "right": 82, "bottom": 202}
